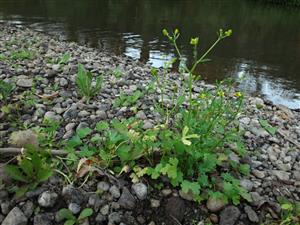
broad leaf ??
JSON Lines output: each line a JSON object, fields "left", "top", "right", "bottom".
{"left": 5, "top": 165, "right": 27, "bottom": 182}
{"left": 78, "top": 208, "right": 93, "bottom": 220}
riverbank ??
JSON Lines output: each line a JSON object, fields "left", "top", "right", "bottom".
{"left": 0, "top": 24, "right": 299, "bottom": 225}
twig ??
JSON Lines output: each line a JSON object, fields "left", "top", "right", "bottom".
{"left": 277, "top": 129, "right": 300, "bottom": 150}
{"left": 0, "top": 147, "right": 74, "bottom": 156}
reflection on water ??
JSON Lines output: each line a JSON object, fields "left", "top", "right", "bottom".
{"left": 0, "top": 0, "right": 300, "bottom": 108}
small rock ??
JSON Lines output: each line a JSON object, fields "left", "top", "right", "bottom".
{"left": 96, "top": 110, "right": 107, "bottom": 120}
{"left": 63, "top": 106, "right": 78, "bottom": 119}
{"left": 209, "top": 214, "right": 219, "bottom": 223}
{"left": 179, "top": 190, "right": 193, "bottom": 201}
{"left": 252, "top": 169, "right": 265, "bottom": 179}
{"left": 131, "top": 183, "right": 147, "bottom": 200}
{"left": 161, "top": 189, "right": 172, "bottom": 196}
{"left": 240, "top": 179, "right": 254, "bottom": 192}
{"left": 21, "top": 201, "right": 34, "bottom": 218}
{"left": 109, "top": 185, "right": 121, "bottom": 199}
{"left": 97, "top": 181, "right": 110, "bottom": 192}
{"left": 2, "top": 207, "right": 27, "bottom": 225}
{"left": 52, "top": 64, "right": 60, "bottom": 71}
{"left": 100, "top": 205, "right": 110, "bottom": 216}
{"left": 244, "top": 205, "right": 259, "bottom": 223}
{"left": 142, "top": 121, "right": 154, "bottom": 129}
{"left": 62, "top": 185, "right": 84, "bottom": 204}
{"left": 118, "top": 187, "right": 136, "bottom": 209}
{"left": 38, "top": 191, "right": 58, "bottom": 208}
{"left": 271, "top": 170, "right": 290, "bottom": 181}
{"left": 44, "top": 111, "right": 61, "bottom": 122}
{"left": 136, "top": 111, "right": 147, "bottom": 120}
{"left": 150, "top": 199, "right": 160, "bottom": 208}
{"left": 219, "top": 206, "right": 241, "bottom": 225}
{"left": 16, "top": 77, "right": 33, "bottom": 88}
{"left": 108, "top": 212, "right": 122, "bottom": 224}
{"left": 59, "top": 78, "right": 68, "bottom": 87}
{"left": 293, "top": 171, "right": 300, "bottom": 181}
{"left": 68, "top": 203, "right": 81, "bottom": 215}
{"left": 33, "top": 213, "right": 54, "bottom": 225}
{"left": 165, "top": 197, "right": 185, "bottom": 222}
{"left": 206, "top": 197, "right": 226, "bottom": 212}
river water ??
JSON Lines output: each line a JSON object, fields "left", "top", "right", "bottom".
{"left": 0, "top": 0, "right": 299, "bottom": 108}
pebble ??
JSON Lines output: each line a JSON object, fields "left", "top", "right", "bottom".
{"left": 1, "top": 207, "right": 27, "bottom": 225}
{"left": 244, "top": 205, "right": 259, "bottom": 223}
{"left": 97, "top": 181, "right": 110, "bottom": 192}
{"left": 38, "top": 191, "right": 58, "bottom": 208}
{"left": 109, "top": 185, "right": 121, "bottom": 199}
{"left": 68, "top": 203, "right": 81, "bottom": 214}
{"left": 131, "top": 183, "right": 148, "bottom": 200}
{"left": 206, "top": 197, "right": 226, "bottom": 212}
{"left": 219, "top": 206, "right": 241, "bottom": 225}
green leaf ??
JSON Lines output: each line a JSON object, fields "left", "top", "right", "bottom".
{"left": 19, "top": 158, "right": 34, "bottom": 177}
{"left": 36, "top": 168, "right": 52, "bottom": 182}
{"left": 77, "top": 127, "right": 92, "bottom": 139}
{"left": 96, "top": 121, "right": 109, "bottom": 131}
{"left": 181, "top": 180, "right": 200, "bottom": 196}
{"left": 281, "top": 203, "right": 293, "bottom": 211}
{"left": 59, "top": 208, "right": 76, "bottom": 221}
{"left": 64, "top": 220, "right": 76, "bottom": 225}
{"left": 15, "top": 185, "right": 29, "bottom": 198}
{"left": 5, "top": 165, "right": 27, "bottom": 182}
{"left": 67, "top": 135, "right": 82, "bottom": 148}
{"left": 239, "top": 164, "right": 250, "bottom": 176}
{"left": 78, "top": 208, "right": 93, "bottom": 220}
{"left": 259, "top": 119, "right": 277, "bottom": 135}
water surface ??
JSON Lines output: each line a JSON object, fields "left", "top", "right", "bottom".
{"left": 0, "top": 0, "right": 300, "bottom": 108}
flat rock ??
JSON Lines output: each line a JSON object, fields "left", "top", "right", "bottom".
{"left": 165, "top": 197, "right": 185, "bottom": 222}
{"left": 117, "top": 187, "right": 136, "bottom": 210}
{"left": 16, "top": 77, "right": 33, "bottom": 88}
{"left": 219, "top": 206, "right": 241, "bottom": 225}
{"left": 2, "top": 207, "right": 28, "bottom": 225}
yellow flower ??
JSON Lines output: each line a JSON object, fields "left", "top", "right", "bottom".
{"left": 190, "top": 37, "right": 199, "bottom": 46}
{"left": 217, "top": 91, "right": 225, "bottom": 97}
{"left": 234, "top": 92, "right": 242, "bottom": 98}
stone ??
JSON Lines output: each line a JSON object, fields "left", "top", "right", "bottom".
{"left": 219, "top": 206, "right": 241, "bottom": 225}
{"left": 38, "top": 191, "right": 58, "bottom": 208}
{"left": 109, "top": 185, "right": 121, "bottom": 199}
{"left": 21, "top": 201, "right": 34, "bottom": 218}
{"left": 16, "top": 77, "right": 33, "bottom": 88}
{"left": 118, "top": 187, "right": 136, "bottom": 209}
{"left": 252, "top": 169, "right": 266, "bottom": 179}
{"left": 293, "top": 171, "right": 300, "bottom": 181}
{"left": 108, "top": 212, "right": 122, "bottom": 224}
{"left": 240, "top": 179, "right": 254, "bottom": 192}
{"left": 142, "top": 121, "right": 154, "bottom": 129}
{"left": 165, "top": 197, "right": 185, "bottom": 222}
{"left": 272, "top": 170, "right": 290, "bottom": 181}
{"left": 100, "top": 205, "right": 110, "bottom": 215}
{"left": 59, "top": 78, "right": 68, "bottom": 87}
{"left": 2, "top": 207, "right": 27, "bottom": 225}
{"left": 131, "top": 183, "right": 147, "bottom": 200}
{"left": 250, "top": 192, "right": 265, "bottom": 206}
{"left": 161, "top": 189, "right": 172, "bottom": 196}
{"left": 244, "top": 205, "right": 259, "bottom": 223}
{"left": 179, "top": 190, "right": 193, "bottom": 201}
{"left": 33, "top": 213, "right": 54, "bottom": 225}
{"left": 1, "top": 202, "right": 11, "bottom": 215}
{"left": 44, "top": 111, "right": 62, "bottom": 122}
{"left": 63, "top": 106, "right": 78, "bottom": 119}
{"left": 52, "top": 64, "right": 60, "bottom": 71}
{"left": 206, "top": 197, "right": 226, "bottom": 212}
{"left": 248, "top": 120, "right": 269, "bottom": 137}
{"left": 97, "top": 181, "right": 110, "bottom": 192}
{"left": 68, "top": 203, "right": 81, "bottom": 215}
{"left": 65, "top": 123, "right": 76, "bottom": 132}
{"left": 136, "top": 111, "right": 147, "bottom": 120}
{"left": 9, "top": 130, "right": 38, "bottom": 148}
{"left": 62, "top": 185, "right": 84, "bottom": 204}
{"left": 150, "top": 199, "right": 160, "bottom": 208}
{"left": 96, "top": 110, "right": 107, "bottom": 120}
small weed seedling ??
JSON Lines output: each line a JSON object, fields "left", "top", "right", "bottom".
{"left": 113, "top": 90, "right": 143, "bottom": 108}
{"left": 76, "top": 64, "right": 103, "bottom": 103}
{"left": 58, "top": 208, "right": 93, "bottom": 225}
{"left": 0, "top": 80, "right": 14, "bottom": 103}
{"left": 5, "top": 146, "right": 53, "bottom": 197}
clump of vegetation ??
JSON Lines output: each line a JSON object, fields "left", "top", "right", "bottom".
{"left": 58, "top": 208, "right": 93, "bottom": 225}
{"left": 76, "top": 64, "right": 103, "bottom": 102}
{"left": 113, "top": 90, "right": 143, "bottom": 108}
{"left": 5, "top": 146, "right": 53, "bottom": 197}
{"left": 0, "top": 80, "right": 14, "bottom": 103}
{"left": 11, "top": 49, "right": 33, "bottom": 60}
